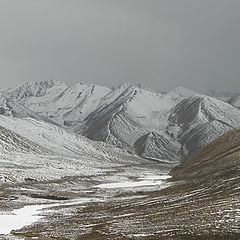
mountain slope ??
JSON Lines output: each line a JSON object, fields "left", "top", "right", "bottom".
{"left": 82, "top": 85, "right": 183, "bottom": 160}
{"left": 134, "top": 132, "right": 179, "bottom": 162}
{"left": 171, "top": 127, "right": 240, "bottom": 180}
{"left": 228, "top": 94, "right": 240, "bottom": 108}
{"left": 5, "top": 80, "right": 111, "bottom": 126}
{"left": 205, "top": 89, "right": 239, "bottom": 102}
{"left": 0, "top": 115, "right": 146, "bottom": 184}
{"left": 0, "top": 97, "right": 56, "bottom": 124}
{"left": 85, "top": 87, "right": 240, "bottom": 161}
{"left": 168, "top": 95, "right": 240, "bottom": 158}
{"left": 0, "top": 124, "right": 47, "bottom": 154}
{"left": 5, "top": 79, "right": 68, "bottom": 103}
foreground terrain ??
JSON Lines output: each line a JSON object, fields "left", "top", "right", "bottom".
{"left": 6, "top": 164, "right": 239, "bottom": 240}
{"left": 1, "top": 127, "right": 240, "bottom": 239}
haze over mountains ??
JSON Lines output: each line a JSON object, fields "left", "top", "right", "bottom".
{"left": 0, "top": 79, "right": 240, "bottom": 165}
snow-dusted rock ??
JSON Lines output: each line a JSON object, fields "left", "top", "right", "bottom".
{"left": 2, "top": 80, "right": 240, "bottom": 162}
{"left": 0, "top": 115, "right": 145, "bottom": 184}
{"left": 169, "top": 95, "right": 240, "bottom": 158}
{"left": 5, "top": 80, "right": 111, "bottom": 126}
{"left": 134, "top": 132, "right": 179, "bottom": 162}
{"left": 228, "top": 94, "right": 240, "bottom": 108}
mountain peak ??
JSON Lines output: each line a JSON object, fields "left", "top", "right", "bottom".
{"left": 115, "top": 82, "right": 135, "bottom": 90}
{"left": 167, "top": 86, "right": 201, "bottom": 98}
{"left": 228, "top": 94, "right": 240, "bottom": 108}
{"left": 6, "top": 80, "right": 68, "bottom": 101}
{"left": 16, "top": 79, "right": 68, "bottom": 89}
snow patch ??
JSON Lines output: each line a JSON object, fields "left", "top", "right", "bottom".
{"left": 95, "top": 175, "right": 171, "bottom": 189}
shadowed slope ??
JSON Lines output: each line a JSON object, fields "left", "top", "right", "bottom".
{"left": 171, "top": 127, "right": 240, "bottom": 180}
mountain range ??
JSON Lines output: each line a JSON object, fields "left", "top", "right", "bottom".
{"left": 1, "top": 79, "right": 240, "bottom": 165}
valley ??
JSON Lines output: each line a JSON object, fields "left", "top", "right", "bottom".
{"left": 1, "top": 156, "right": 239, "bottom": 240}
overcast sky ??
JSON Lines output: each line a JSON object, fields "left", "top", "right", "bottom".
{"left": 0, "top": 0, "right": 240, "bottom": 92}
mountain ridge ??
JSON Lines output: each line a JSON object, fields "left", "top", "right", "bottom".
{"left": 1, "top": 80, "right": 240, "bottom": 163}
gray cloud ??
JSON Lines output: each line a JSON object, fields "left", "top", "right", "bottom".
{"left": 0, "top": 0, "right": 240, "bottom": 92}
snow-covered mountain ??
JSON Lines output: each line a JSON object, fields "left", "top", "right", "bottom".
{"left": 0, "top": 115, "right": 144, "bottom": 184}
{"left": 168, "top": 95, "right": 240, "bottom": 158}
{"left": 80, "top": 85, "right": 189, "bottom": 162}
{"left": 1, "top": 80, "right": 240, "bottom": 162}
{"left": 171, "top": 126, "right": 240, "bottom": 180}
{"left": 5, "top": 80, "right": 68, "bottom": 102}
{"left": 204, "top": 89, "right": 239, "bottom": 102}
{"left": 228, "top": 94, "right": 240, "bottom": 108}
{"left": 206, "top": 89, "right": 240, "bottom": 109}
{"left": 4, "top": 80, "right": 111, "bottom": 126}
{"left": 82, "top": 85, "right": 240, "bottom": 160}
{"left": 134, "top": 132, "right": 179, "bottom": 161}
{"left": 0, "top": 97, "right": 56, "bottom": 125}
